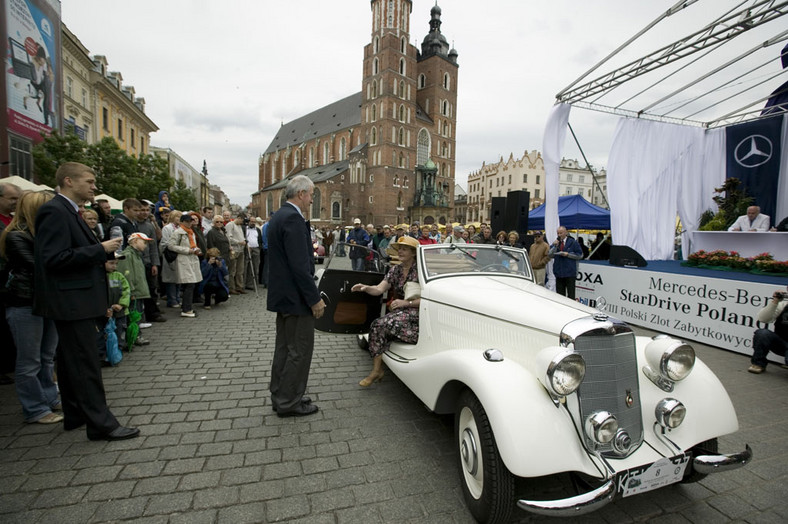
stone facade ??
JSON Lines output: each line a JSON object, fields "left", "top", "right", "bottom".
{"left": 253, "top": 1, "right": 458, "bottom": 228}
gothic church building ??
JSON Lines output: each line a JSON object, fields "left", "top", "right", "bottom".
{"left": 253, "top": 1, "right": 458, "bottom": 227}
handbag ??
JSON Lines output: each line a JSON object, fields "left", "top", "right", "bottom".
{"left": 164, "top": 247, "right": 178, "bottom": 263}
{"left": 404, "top": 281, "right": 421, "bottom": 300}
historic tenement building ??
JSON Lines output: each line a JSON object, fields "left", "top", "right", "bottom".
{"left": 465, "top": 151, "right": 608, "bottom": 223}
{"left": 252, "top": 1, "right": 458, "bottom": 226}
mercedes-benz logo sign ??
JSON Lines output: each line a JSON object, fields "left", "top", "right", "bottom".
{"left": 734, "top": 134, "right": 773, "bottom": 168}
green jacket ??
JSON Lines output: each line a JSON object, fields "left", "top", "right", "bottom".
{"left": 107, "top": 270, "right": 131, "bottom": 318}
{"left": 117, "top": 246, "right": 151, "bottom": 300}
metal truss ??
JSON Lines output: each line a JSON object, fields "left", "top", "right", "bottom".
{"left": 556, "top": 0, "right": 788, "bottom": 126}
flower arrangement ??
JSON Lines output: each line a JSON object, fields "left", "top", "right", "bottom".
{"left": 686, "top": 250, "right": 788, "bottom": 274}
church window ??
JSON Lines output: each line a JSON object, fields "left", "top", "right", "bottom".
{"left": 267, "top": 194, "right": 274, "bottom": 216}
{"left": 399, "top": 81, "right": 405, "bottom": 99}
{"left": 293, "top": 149, "right": 300, "bottom": 168}
{"left": 339, "top": 137, "right": 347, "bottom": 160}
{"left": 374, "top": 36, "right": 380, "bottom": 54}
{"left": 372, "top": 104, "right": 377, "bottom": 122}
{"left": 403, "top": 176, "right": 409, "bottom": 188}
{"left": 332, "top": 201, "right": 341, "bottom": 220}
{"left": 399, "top": 105, "right": 405, "bottom": 122}
{"left": 323, "top": 142, "right": 330, "bottom": 164}
{"left": 373, "top": 58, "right": 379, "bottom": 76}
{"left": 399, "top": 152, "right": 405, "bottom": 167}
{"left": 398, "top": 191, "right": 403, "bottom": 208}
{"left": 398, "top": 127, "right": 404, "bottom": 146}
{"left": 394, "top": 174, "right": 399, "bottom": 187}
{"left": 311, "top": 187, "right": 321, "bottom": 219}
{"left": 418, "top": 74, "right": 426, "bottom": 89}
{"left": 417, "top": 129, "right": 430, "bottom": 166}
{"left": 443, "top": 73, "right": 450, "bottom": 89}
{"left": 371, "top": 127, "right": 377, "bottom": 146}
{"left": 441, "top": 100, "right": 448, "bottom": 115}
{"left": 372, "top": 80, "right": 378, "bottom": 98}
{"left": 399, "top": 58, "right": 405, "bottom": 75}
{"left": 401, "top": 37, "right": 406, "bottom": 54}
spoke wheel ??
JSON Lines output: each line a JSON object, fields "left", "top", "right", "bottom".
{"left": 455, "top": 390, "right": 515, "bottom": 524}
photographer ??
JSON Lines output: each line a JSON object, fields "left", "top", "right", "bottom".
{"left": 748, "top": 286, "right": 788, "bottom": 374}
{"left": 199, "top": 248, "right": 229, "bottom": 309}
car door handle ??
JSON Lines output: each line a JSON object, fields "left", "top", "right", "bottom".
{"left": 340, "top": 280, "right": 351, "bottom": 293}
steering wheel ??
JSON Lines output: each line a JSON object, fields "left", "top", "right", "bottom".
{"left": 478, "top": 263, "right": 509, "bottom": 273}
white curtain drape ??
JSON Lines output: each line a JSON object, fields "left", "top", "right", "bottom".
{"left": 778, "top": 115, "right": 788, "bottom": 223}
{"left": 608, "top": 118, "right": 725, "bottom": 260}
{"left": 542, "top": 103, "right": 571, "bottom": 244}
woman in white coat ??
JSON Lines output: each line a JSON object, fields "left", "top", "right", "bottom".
{"left": 166, "top": 214, "right": 202, "bottom": 318}
{"left": 160, "top": 211, "right": 182, "bottom": 307}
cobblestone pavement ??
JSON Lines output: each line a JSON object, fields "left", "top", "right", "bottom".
{"left": 1, "top": 288, "right": 787, "bottom": 523}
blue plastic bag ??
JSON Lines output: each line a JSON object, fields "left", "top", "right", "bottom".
{"left": 105, "top": 317, "right": 122, "bottom": 366}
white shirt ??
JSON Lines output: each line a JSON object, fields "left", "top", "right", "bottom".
{"left": 728, "top": 213, "right": 770, "bottom": 232}
{"left": 246, "top": 225, "right": 260, "bottom": 249}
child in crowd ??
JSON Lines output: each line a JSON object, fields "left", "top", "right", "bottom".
{"left": 117, "top": 232, "right": 153, "bottom": 346}
{"left": 105, "top": 259, "right": 130, "bottom": 356}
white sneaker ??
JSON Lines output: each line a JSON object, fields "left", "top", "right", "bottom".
{"left": 180, "top": 311, "right": 196, "bottom": 318}
{"left": 139, "top": 322, "right": 152, "bottom": 329}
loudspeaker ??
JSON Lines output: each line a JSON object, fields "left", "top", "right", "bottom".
{"left": 609, "top": 245, "right": 648, "bottom": 267}
{"left": 490, "top": 197, "right": 506, "bottom": 235}
{"left": 520, "top": 234, "right": 535, "bottom": 252}
{"left": 504, "top": 190, "right": 530, "bottom": 237}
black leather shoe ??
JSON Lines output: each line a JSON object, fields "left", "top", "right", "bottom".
{"left": 272, "top": 397, "right": 312, "bottom": 412}
{"left": 357, "top": 335, "right": 369, "bottom": 351}
{"left": 276, "top": 403, "right": 318, "bottom": 418}
{"left": 64, "top": 420, "right": 86, "bottom": 431}
{"left": 150, "top": 315, "right": 167, "bottom": 323}
{"left": 88, "top": 425, "right": 140, "bottom": 441}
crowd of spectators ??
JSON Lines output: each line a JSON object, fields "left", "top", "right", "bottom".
{"left": 0, "top": 178, "right": 274, "bottom": 425}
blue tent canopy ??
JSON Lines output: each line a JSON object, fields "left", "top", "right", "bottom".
{"left": 528, "top": 194, "right": 610, "bottom": 230}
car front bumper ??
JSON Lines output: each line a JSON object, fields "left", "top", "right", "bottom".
{"left": 517, "top": 444, "right": 753, "bottom": 517}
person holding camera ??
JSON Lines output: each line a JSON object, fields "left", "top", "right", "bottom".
{"left": 199, "top": 248, "right": 229, "bottom": 309}
{"left": 748, "top": 286, "right": 788, "bottom": 374}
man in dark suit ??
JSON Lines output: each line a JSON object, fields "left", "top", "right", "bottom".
{"left": 34, "top": 162, "right": 140, "bottom": 441}
{"left": 548, "top": 226, "right": 583, "bottom": 300}
{"left": 267, "top": 175, "right": 325, "bottom": 417}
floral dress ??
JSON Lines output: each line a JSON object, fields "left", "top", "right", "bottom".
{"left": 367, "top": 263, "right": 419, "bottom": 357}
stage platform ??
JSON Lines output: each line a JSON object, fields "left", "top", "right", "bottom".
{"left": 574, "top": 260, "right": 788, "bottom": 360}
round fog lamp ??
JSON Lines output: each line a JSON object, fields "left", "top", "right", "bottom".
{"left": 585, "top": 411, "right": 618, "bottom": 444}
{"left": 546, "top": 352, "right": 586, "bottom": 396}
{"left": 655, "top": 398, "right": 686, "bottom": 428}
{"left": 661, "top": 343, "right": 695, "bottom": 381}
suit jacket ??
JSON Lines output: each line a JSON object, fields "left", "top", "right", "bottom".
{"left": 548, "top": 235, "right": 583, "bottom": 278}
{"left": 33, "top": 195, "right": 111, "bottom": 320}
{"left": 266, "top": 203, "right": 320, "bottom": 316}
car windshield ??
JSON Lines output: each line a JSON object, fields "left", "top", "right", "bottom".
{"left": 420, "top": 244, "right": 532, "bottom": 280}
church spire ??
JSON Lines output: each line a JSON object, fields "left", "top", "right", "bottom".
{"left": 421, "top": 3, "right": 450, "bottom": 60}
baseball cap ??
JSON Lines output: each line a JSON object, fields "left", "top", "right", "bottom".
{"left": 128, "top": 232, "right": 153, "bottom": 242}
{"left": 353, "top": 218, "right": 361, "bottom": 224}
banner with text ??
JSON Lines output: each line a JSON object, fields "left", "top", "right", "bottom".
{"left": 574, "top": 262, "right": 782, "bottom": 361}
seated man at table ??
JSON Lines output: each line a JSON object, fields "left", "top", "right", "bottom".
{"left": 748, "top": 286, "right": 788, "bottom": 374}
{"left": 728, "top": 206, "right": 770, "bottom": 232}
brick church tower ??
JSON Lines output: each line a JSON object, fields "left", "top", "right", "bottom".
{"left": 254, "top": 2, "right": 457, "bottom": 227}
{"left": 359, "top": 0, "right": 459, "bottom": 226}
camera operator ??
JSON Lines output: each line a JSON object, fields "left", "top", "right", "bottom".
{"left": 748, "top": 286, "right": 788, "bottom": 374}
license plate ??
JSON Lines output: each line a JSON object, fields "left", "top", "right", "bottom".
{"left": 618, "top": 454, "right": 689, "bottom": 497}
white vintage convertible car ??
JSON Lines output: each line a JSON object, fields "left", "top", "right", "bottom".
{"left": 315, "top": 243, "right": 751, "bottom": 523}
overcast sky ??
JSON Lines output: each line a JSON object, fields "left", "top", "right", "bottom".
{"left": 60, "top": 0, "right": 785, "bottom": 205}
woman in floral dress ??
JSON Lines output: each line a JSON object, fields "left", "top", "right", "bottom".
{"left": 352, "top": 235, "right": 420, "bottom": 387}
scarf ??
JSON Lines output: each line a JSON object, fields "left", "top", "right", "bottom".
{"left": 180, "top": 224, "right": 196, "bottom": 249}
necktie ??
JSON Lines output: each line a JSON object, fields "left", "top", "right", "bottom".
{"left": 559, "top": 240, "right": 564, "bottom": 251}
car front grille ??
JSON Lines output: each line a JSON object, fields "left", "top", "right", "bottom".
{"left": 565, "top": 317, "right": 643, "bottom": 457}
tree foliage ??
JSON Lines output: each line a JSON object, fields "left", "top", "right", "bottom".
{"left": 32, "top": 131, "right": 173, "bottom": 201}
{"left": 169, "top": 179, "right": 199, "bottom": 212}
{"left": 699, "top": 178, "right": 753, "bottom": 231}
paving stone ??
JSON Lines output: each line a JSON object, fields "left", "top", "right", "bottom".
{"left": 143, "top": 491, "right": 194, "bottom": 515}
{"left": 132, "top": 475, "right": 181, "bottom": 496}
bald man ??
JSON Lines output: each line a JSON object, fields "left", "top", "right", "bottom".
{"left": 728, "top": 206, "right": 770, "bottom": 232}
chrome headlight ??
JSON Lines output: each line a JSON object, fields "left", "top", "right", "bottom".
{"left": 645, "top": 337, "right": 695, "bottom": 382}
{"left": 545, "top": 351, "right": 586, "bottom": 396}
{"left": 655, "top": 398, "right": 686, "bottom": 428}
{"left": 585, "top": 411, "right": 618, "bottom": 444}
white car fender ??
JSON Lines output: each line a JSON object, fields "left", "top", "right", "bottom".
{"left": 637, "top": 355, "right": 740, "bottom": 451}
{"left": 385, "top": 348, "right": 602, "bottom": 478}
